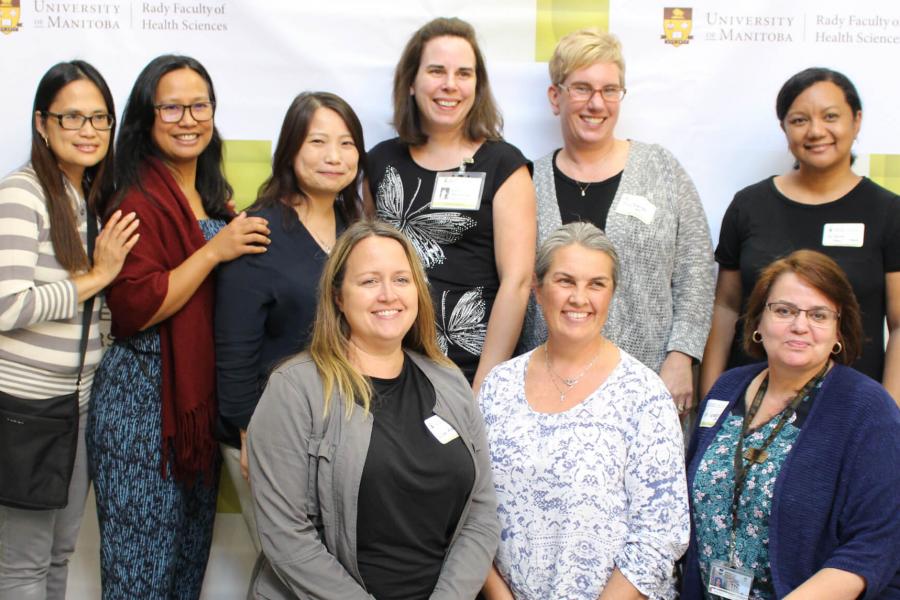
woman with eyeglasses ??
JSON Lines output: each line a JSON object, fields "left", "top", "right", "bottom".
{"left": 683, "top": 250, "right": 900, "bottom": 598}
{"left": 0, "top": 60, "right": 138, "bottom": 599}
{"left": 86, "top": 54, "right": 270, "bottom": 599}
{"left": 700, "top": 68, "right": 900, "bottom": 402}
{"left": 367, "top": 17, "right": 536, "bottom": 393}
{"left": 522, "top": 29, "right": 715, "bottom": 417}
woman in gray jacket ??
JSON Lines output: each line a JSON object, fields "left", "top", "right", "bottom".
{"left": 247, "top": 220, "right": 499, "bottom": 600}
{"left": 523, "top": 28, "right": 715, "bottom": 417}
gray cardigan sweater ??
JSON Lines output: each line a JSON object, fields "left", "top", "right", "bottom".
{"left": 247, "top": 351, "right": 499, "bottom": 600}
{"left": 523, "top": 141, "right": 715, "bottom": 371}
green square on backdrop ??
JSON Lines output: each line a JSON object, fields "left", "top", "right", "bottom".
{"left": 224, "top": 139, "right": 272, "bottom": 211}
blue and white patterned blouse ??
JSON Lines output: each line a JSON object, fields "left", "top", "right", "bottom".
{"left": 478, "top": 349, "right": 690, "bottom": 600}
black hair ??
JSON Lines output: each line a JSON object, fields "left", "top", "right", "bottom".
{"left": 250, "top": 91, "right": 365, "bottom": 226}
{"left": 776, "top": 67, "right": 862, "bottom": 122}
{"left": 107, "top": 54, "right": 231, "bottom": 220}
{"left": 32, "top": 60, "right": 115, "bottom": 272}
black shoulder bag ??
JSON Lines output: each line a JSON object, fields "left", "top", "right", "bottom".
{"left": 0, "top": 210, "right": 97, "bottom": 510}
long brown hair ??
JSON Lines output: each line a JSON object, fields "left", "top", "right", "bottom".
{"left": 309, "top": 220, "right": 451, "bottom": 416}
{"left": 392, "top": 17, "right": 503, "bottom": 146}
{"left": 32, "top": 60, "right": 116, "bottom": 273}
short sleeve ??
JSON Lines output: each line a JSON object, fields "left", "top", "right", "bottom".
{"left": 488, "top": 141, "right": 532, "bottom": 195}
{"left": 715, "top": 194, "right": 744, "bottom": 269}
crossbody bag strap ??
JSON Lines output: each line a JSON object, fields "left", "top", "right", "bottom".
{"left": 74, "top": 208, "right": 98, "bottom": 390}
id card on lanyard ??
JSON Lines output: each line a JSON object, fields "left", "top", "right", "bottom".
{"left": 430, "top": 157, "right": 486, "bottom": 211}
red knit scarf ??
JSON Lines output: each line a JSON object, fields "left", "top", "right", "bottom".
{"left": 106, "top": 158, "right": 219, "bottom": 485}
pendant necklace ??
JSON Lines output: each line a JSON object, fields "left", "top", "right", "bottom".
{"left": 576, "top": 181, "right": 592, "bottom": 197}
{"left": 544, "top": 341, "right": 604, "bottom": 402}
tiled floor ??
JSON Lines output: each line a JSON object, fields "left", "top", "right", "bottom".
{"left": 68, "top": 490, "right": 257, "bottom": 599}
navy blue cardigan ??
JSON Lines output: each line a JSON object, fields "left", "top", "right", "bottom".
{"left": 681, "top": 363, "right": 900, "bottom": 599}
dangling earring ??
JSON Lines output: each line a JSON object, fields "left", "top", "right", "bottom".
{"left": 831, "top": 341, "right": 843, "bottom": 355}
{"left": 41, "top": 135, "right": 49, "bottom": 147}
{"left": 752, "top": 330, "right": 762, "bottom": 343}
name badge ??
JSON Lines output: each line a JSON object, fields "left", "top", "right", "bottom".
{"left": 614, "top": 193, "right": 656, "bottom": 225}
{"left": 822, "top": 223, "right": 864, "bottom": 247}
{"left": 699, "top": 399, "right": 730, "bottom": 428}
{"left": 424, "top": 415, "right": 460, "bottom": 444}
{"left": 430, "top": 171, "right": 486, "bottom": 211}
{"left": 708, "top": 560, "right": 753, "bottom": 600}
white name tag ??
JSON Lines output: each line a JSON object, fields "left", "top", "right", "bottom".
{"left": 699, "top": 399, "right": 730, "bottom": 428}
{"left": 430, "top": 171, "right": 486, "bottom": 211}
{"left": 614, "top": 193, "right": 656, "bottom": 225}
{"left": 822, "top": 223, "right": 865, "bottom": 247}
{"left": 424, "top": 415, "right": 460, "bottom": 444}
{"left": 708, "top": 560, "right": 753, "bottom": 600}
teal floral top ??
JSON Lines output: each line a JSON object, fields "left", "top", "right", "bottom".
{"left": 691, "top": 379, "right": 823, "bottom": 599}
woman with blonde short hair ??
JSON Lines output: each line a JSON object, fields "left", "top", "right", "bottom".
{"left": 523, "top": 28, "right": 715, "bottom": 417}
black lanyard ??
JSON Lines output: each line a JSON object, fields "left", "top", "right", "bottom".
{"left": 727, "top": 362, "right": 829, "bottom": 563}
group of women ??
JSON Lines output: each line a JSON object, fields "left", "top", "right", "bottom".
{"left": 0, "top": 14, "right": 898, "bottom": 600}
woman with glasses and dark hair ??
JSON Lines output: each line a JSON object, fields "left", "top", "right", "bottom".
{"left": 683, "top": 250, "right": 900, "bottom": 598}
{"left": 523, "top": 28, "right": 715, "bottom": 417}
{"left": 86, "top": 54, "right": 270, "bottom": 599}
{"left": 214, "top": 91, "right": 366, "bottom": 550}
{"left": 247, "top": 220, "right": 498, "bottom": 600}
{"left": 701, "top": 67, "right": 900, "bottom": 402}
{"left": 0, "top": 60, "right": 138, "bottom": 599}
{"left": 367, "top": 17, "right": 536, "bottom": 393}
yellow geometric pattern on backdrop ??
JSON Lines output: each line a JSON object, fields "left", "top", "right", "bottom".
{"left": 535, "top": 0, "right": 610, "bottom": 61}
{"left": 868, "top": 154, "right": 900, "bottom": 195}
{"left": 223, "top": 139, "right": 272, "bottom": 211}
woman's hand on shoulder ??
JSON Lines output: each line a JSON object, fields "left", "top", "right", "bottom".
{"left": 92, "top": 210, "right": 141, "bottom": 286}
{"left": 206, "top": 211, "right": 270, "bottom": 263}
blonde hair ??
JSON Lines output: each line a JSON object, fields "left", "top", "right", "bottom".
{"left": 548, "top": 28, "right": 625, "bottom": 86}
{"left": 309, "top": 220, "right": 452, "bottom": 417}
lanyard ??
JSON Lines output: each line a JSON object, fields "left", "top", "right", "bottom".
{"left": 728, "top": 362, "right": 829, "bottom": 564}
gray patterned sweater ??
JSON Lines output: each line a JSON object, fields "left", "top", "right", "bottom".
{"left": 522, "top": 141, "right": 715, "bottom": 372}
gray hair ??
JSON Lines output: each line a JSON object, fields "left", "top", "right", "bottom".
{"left": 535, "top": 222, "right": 620, "bottom": 287}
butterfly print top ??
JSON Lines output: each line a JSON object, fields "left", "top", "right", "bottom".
{"left": 368, "top": 138, "right": 530, "bottom": 381}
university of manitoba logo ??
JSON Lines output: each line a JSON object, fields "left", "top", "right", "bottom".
{"left": 662, "top": 7, "right": 693, "bottom": 47}
{"left": 0, "top": 0, "right": 21, "bottom": 35}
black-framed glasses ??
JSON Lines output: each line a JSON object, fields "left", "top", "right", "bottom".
{"left": 42, "top": 111, "right": 115, "bottom": 131}
{"left": 766, "top": 302, "right": 840, "bottom": 327}
{"left": 154, "top": 101, "right": 215, "bottom": 123}
{"left": 557, "top": 83, "right": 626, "bottom": 103}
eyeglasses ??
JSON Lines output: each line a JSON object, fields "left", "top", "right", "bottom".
{"left": 42, "top": 111, "right": 114, "bottom": 131}
{"left": 557, "top": 83, "right": 626, "bottom": 103}
{"left": 153, "top": 101, "right": 215, "bottom": 123}
{"left": 765, "top": 302, "right": 840, "bottom": 327}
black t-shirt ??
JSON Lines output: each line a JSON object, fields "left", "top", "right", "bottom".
{"left": 367, "top": 138, "right": 530, "bottom": 381}
{"left": 356, "top": 355, "right": 475, "bottom": 600}
{"left": 715, "top": 176, "right": 900, "bottom": 380}
{"left": 552, "top": 148, "right": 623, "bottom": 229}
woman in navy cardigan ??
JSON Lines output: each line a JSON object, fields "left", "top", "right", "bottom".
{"left": 682, "top": 250, "right": 900, "bottom": 599}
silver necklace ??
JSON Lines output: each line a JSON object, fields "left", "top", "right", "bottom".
{"left": 576, "top": 181, "right": 592, "bottom": 197}
{"left": 543, "top": 342, "right": 604, "bottom": 402}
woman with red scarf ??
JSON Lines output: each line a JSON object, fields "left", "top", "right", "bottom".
{"left": 86, "top": 55, "right": 269, "bottom": 599}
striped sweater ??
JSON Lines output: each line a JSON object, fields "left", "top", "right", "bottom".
{"left": 0, "top": 165, "right": 101, "bottom": 406}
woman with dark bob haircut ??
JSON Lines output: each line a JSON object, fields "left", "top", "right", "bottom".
{"left": 215, "top": 91, "right": 366, "bottom": 551}
{"left": 684, "top": 250, "right": 900, "bottom": 598}
{"left": 702, "top": 67, "right": 900, "bottom": 402}
{"left": 0, "top": 60, "right": 138, "bottom": 598}
{"left": 367, "top": 17, "right": 536, "bottom": 392}
{"left": 87, "top": 54, "right": 269, "bottom": 598}
{"left": 247, "top": 220, "right": 499, "bottom": 599}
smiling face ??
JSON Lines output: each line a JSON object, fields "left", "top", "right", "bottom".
{"left": 758, "top": 272, "right": 839, "bottom": 374}
{"left": 411, "top": 35, "right": 477, "bottom": 136}
{"left": 781, "top": 80, "right": 861, "bottom": 173}
{"left": 338, "top": 236, "right": 419, "bottom": 354}
{"left": 294, "top": 107, "right": 359, "bottom": 202}
{"left": 35, "top": 79, "right": 112, "bottom": 186}
{"left": 536, "top": 243, "right": 615, "bottom": 345}
{"left": 549, "top": 61, "right": 622, "bottom": 150}
{"left": 151, "top": 68, "right": 214, "bottom": 165}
